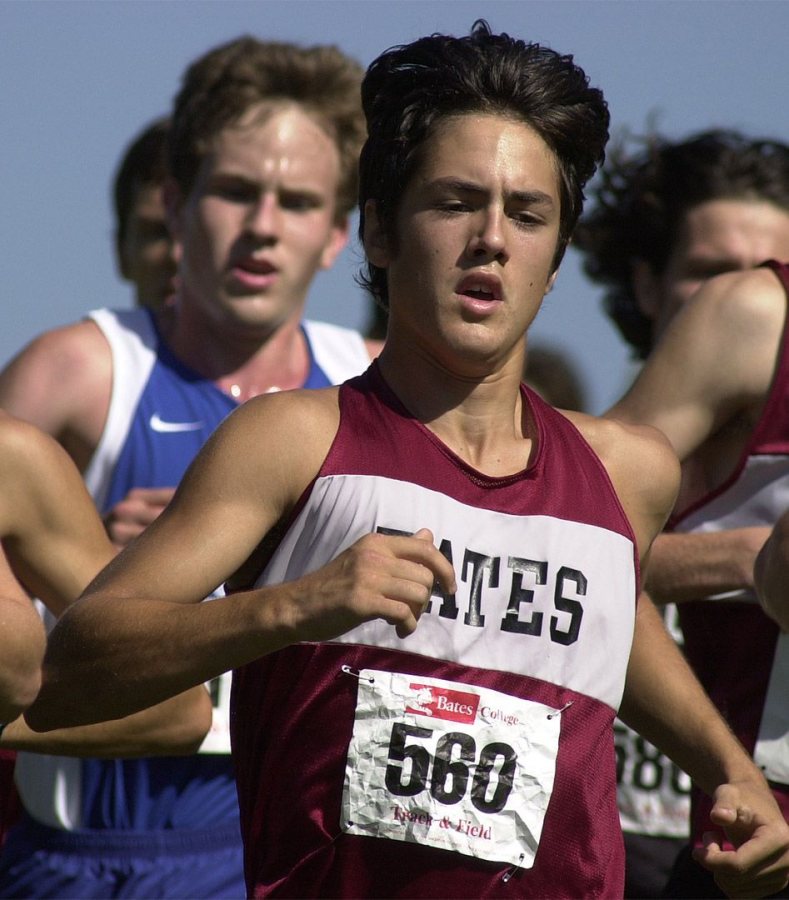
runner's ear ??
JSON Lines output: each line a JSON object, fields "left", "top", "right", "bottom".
{"left": 363, "top": 200, "right": 390, "bottom": 268}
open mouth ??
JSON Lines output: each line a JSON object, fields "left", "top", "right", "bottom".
{"left": 457, "top": 275, "right": 502, "bottom": 302}
{"left": 463, "top": 285, "right": 498, "bottom": 301}
{"left": 236, "top": 258, "right": 277, "bottom": 276}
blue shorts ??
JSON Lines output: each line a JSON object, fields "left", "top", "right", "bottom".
{"left": 0, "top": 814, "right": 246, "bottom": 899}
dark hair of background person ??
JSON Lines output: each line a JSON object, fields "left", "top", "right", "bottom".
{"left": 113, "top": 117, "right": 170, "bottom": 249}
{"left": 168, "top": 35, "right": 366, "bottom": 219}
{"left": 356, "top": 18, "right": 610, "bottom": 308}
{"left": 574, "top": 128, "right": 789, "bottom": 359}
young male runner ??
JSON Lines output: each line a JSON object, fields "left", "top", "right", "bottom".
{"left": 30, "top": 23, "right": 789, "bottom": 899}
{"left": 0, "top": 35, "right": 372, "bottom": 899}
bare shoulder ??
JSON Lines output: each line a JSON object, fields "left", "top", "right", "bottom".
{"left": 183, "top": 386, "right": 342, "bottom": 510}
{"left": 563, "top": 410, "right": 680, "bottom": 552}
{"left": 711, "top": 263, "right": 787, "bottom": 302}
{"left": 2, "top": 319, "right": 111, "bottom": 389}
{"left": 654, "top": 265, "right": 786, "bottom": 389}
{"left": 689, "top": 265, "right": 787, "bottom": 396}
{"left": 0, "top": 319, "right": 112, "bottom": 444}
{"left": 566, "top": 410, "right": 678, "bottom": 485}
{"left": 217, "top": 385, "right": 340, "bottom": 449}
{"left": 695, "top": 266, "right": 786, "bottom": 335}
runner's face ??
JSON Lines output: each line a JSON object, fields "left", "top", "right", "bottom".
{"left": 639, "top": 199, "right": 789, "bottom": 340}
{"left": 368, "top": 113, "right": 562, "bottom": 374}
{"left": 171, "top": 105, "right": 348, "bottom": 337}
{"left": 118, "top": 183, "right": 177, "bottom": 311}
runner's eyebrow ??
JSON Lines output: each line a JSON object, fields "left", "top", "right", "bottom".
{"left": 429, "top": 178, "right": 556, "bottom": 207}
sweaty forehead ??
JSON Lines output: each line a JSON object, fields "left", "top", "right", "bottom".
{"left": 204, "top": 106, "right": 342, "bottom": 185}
{"left": 222, "top": 101, "right": 337, "bottom": 153}
{"left": 410, "top": 113, "right": 561, "bottom": 195}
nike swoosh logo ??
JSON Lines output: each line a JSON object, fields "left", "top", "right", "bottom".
{"left": 149, "top": 413, "right": 205, "bottom": 433}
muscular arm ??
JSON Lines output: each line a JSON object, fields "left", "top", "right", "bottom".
{"left": 0, "top": 414, "right": 116, "bottom": 617}
{"left": 569, "top": 410, "right": 680, "bottom": 562}
{"left": 0, "top": 414, "right": 210, "bottom": 753}
{"left": 608, "top": 268, "right": 787, "bottom": 607}
{"left": 26, "top": 390, "right": 457, "bottom": 731}
{"left": 0, "top": 554, "right": 45, "bottom": 723}
{"left": 3, "top": 690, "right": 210, "bottom": 757}
{"left": 645, "top": 528, "right": 770, "bottom": 606}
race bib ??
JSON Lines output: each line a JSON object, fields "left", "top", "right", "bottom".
{"left": 342, "top": 670, "right": 562, "bottom": 868}
{"left": 614, "top": 721, "right": 691, "bottom": 836}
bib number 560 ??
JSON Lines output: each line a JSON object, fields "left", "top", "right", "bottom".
{"left": 384, "top": 722, "right": 516, "bottom": 814}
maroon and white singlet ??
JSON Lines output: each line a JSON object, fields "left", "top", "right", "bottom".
{"left": 674, "top": 260, "right": 789, "bottom": 846}
{"left": 231, "top": 363, "right": 640, "bottom": 898}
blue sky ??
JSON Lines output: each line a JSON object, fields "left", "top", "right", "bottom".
{"left": 3, "top": 0, "right": 788, "bottom": 412}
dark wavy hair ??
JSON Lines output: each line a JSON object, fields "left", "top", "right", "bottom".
{"left": 574, "top": 128, "right": 789, "bottom": 359}
{"left": 357, "top": 19, "right": 610, "bottom": 307}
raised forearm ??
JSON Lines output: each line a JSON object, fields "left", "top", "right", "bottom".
{"left": 26, "top": 590, "right": 288, "bottom": 731}
{"left": 645, "top": 528, "right": 770, "bottom": 605}
{"left": 13, "top": 686, "right": 211, "bottom": 757}
{"left": 26, "top": 529, "right": 456, "bottom": 732}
